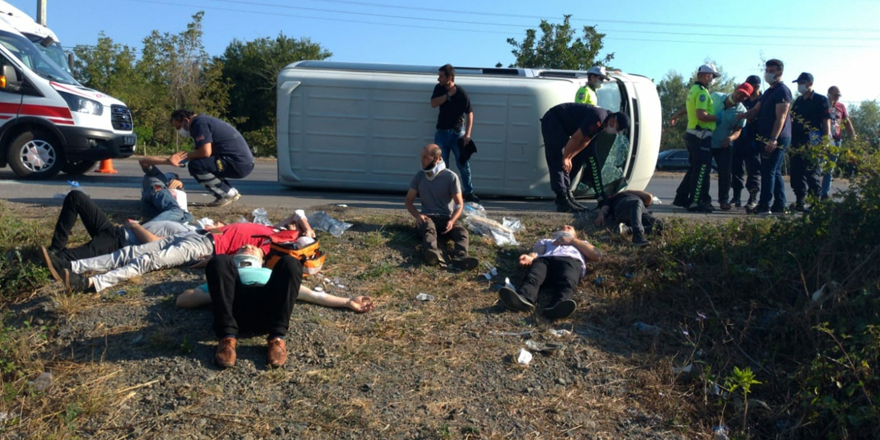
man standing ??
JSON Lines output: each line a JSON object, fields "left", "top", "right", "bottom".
{"left": 672, "top": 64, "right": 721, "bottom": 213}
{"left": 823, "top": 86, "right": 857, "bottom": 199}
{"left": 540, "top": 103, "right": 630, "bottom": 212}
{"left": 730, "top": 75, "right": 763, "bottom": 209}
{"left": 710, "top": 83, "right": 752, "bottom": 210}
{"left": 405, "top": 144, "right": 479, "bottom": 270}
{"left": 431, "top": 64, "right": 478, "bottom": 203}
{"left": 574, "top": 66, "right": 609, "bottom": 105}
{"left": 153, "top": 109, "right": 255, "bottom": 207}
{"left": 738, "top": 59, "right": 793, "bottom": 215}
{"left": 789, "top": 72, "right": 830, "bottom": 212}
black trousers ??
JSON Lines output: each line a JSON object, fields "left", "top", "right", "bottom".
{"left": 731, "top": 138, "right": 760, "bottom": 199}
{"left": 541, "top": 114, "right": 606, "bottom": 198}
{"left": 518, "top": 256, "right": 582, "bottom": 304}
{"left": 711, "top": 147, "right": 732, "bottom": 205}
{"left": 206, "top": 254, "right": 302, "bottom": 339}
{"left": 418, "top": 216, "right": 468, "bottom": 258}
{"left": 612, "top": 198, "right": 661, "bottom": 236}
{"left": 676, "top": 133, "right": 712, "bottom": 206}
{"left": 51, "top": 190, "right": 126, "bottom": 262}
{"left": 789, "top": 148, "right": 820, "bottom": 199}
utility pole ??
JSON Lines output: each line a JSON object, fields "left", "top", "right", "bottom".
{"left": 36, "top": 0, "right": 47, "bottom": 25}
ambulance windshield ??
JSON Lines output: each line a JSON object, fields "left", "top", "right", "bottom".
{"left": 25, "top": 35, "right": 72, "bottom": 76}
{"left": 0, "top": 30, "right": 78, "bottom": 85}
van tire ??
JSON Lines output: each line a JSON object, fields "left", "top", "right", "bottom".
{"left": 62, "top": 160, "right": 99, "bottom": 175}
{"left": 6, "top": 130, "right": 64, "bottom": 179}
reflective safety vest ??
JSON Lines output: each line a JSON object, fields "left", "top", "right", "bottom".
{"left": 686, "top": 82, "right": 716, "bottom": 131}
{"left": 574, "top": 86, "right": 598, "bottom": 105}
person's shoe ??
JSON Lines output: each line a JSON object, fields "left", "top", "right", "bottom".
{"left": 41, "top": 246, "right": 69, "bottom": 283}
{"left": 720, "top": 202, "right": 732, "bottom": 211}
{"left": 554, "top": 192, "right": 586, "bottom": 213}
{"left": 632, "top": 233, "right": 650, "bottom": 247}
{"left": 731, "top": 198, "right": 742, "bottom": 208}
{"left": 771, "top": 204, "right": 790, "bottom": 215}
{"left": 543, "top": 299, "right": 577, "bottom": 320}
{"left": 645, "top": 220, "right": 664, "bottom": 236}
{"left": 267, "top": 337, "right": 287, "bottom": 368}
{"left": 207, "top": 196, "right": 235, "bottom": 208}
{"left": 450, "top": 256, "right": 479, "bottom": 271}
{"left": 672, "top": 195, "right": 690, "bottom": 208}
{"left": 498, "top": 287, "right": 535, "bottom": 313}
{"left": 687, "top": 203, "right": 714, "bottom": 213}
{"left": 63, "top": 269, "right": 93, "bottom": 293}
{"left": 748, "top": 204, "right": 771, "bottom": 215}
{"left": 464, "top": 193, "right": 481, "bottom": 204}
{"left": 566, "top": 192, "right": 590, "bottom": 211}
{"left": 424, "top": 249, "right": 444, "bottom": 267}
{"left": 791, "top": 199, "right": 806, "bottom": 212}
{"left": 745, "top": 197, "right": 758, "bottom": 211}
{"left": 215, "top": 337, "right": 237, "bottom": 368}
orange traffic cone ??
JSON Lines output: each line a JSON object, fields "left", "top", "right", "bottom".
{"left": 95, "top": 159, "right": 118, "bottom": 174}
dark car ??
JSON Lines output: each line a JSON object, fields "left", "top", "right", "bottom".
{"left": 656, "top": 149, "right": 717, "bottom": 172}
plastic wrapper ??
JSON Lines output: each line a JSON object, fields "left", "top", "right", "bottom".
{"left": 307, "top": 211, "right": 353, "bottom": 237}
{"left": 465, "top": 214, "right": 524, "bottom": 246}
{"left": 252, "top": 208, "right": 272, "bottom": 226}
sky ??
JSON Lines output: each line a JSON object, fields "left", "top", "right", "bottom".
{"left": 8, "top": 0, "right": 880, "bottom": 106}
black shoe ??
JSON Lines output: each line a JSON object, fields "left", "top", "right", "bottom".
{"left": 543, "top": 299, "right": 577, "bottom": 320}
{"left": 424, "top": 249, "right": 445, "bottom": 267}
{"left": 632, "top": 234, "right": 650, "bottom": 247}
{"left": 749, "top": 204, "right": 771, "bottom": 215}
{"left": 645, "top": 220, "right": 664, "bottom": 237}
{"left": 687, "top": 203, "right": 714, "bottom": 213}
{"left": 731, "top": 198, "right": 742, "bottom": 208}
{"left": 566, "top": 191, "right": 590, "bottom": 211}
{"left": 771, "top": 204, "right": 790, "bottom": 215}
{"left": 555, "top": 192, "right": 586, "bottom": 213}
{"left": 63, "top": 269, "right": 92, "bottom": 293}
{"left": 791, "top": 201, "right": 809, "bottom": 213}
{"left": 450, "top": 256, "right": 479, "bottom": 271}
{"left": 498, "top": 287, "right": 535, "bottom": 313}
{"left": 41, "top": 246, "right": 70, "bottom": 283}
{"left": 464, "top": 193, "right": 481, "bottom": 204}
{"left": 672, "top": 196, "right": 690, "bottom": 208}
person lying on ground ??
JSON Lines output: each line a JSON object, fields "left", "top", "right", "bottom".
{"left": 50, "top": 212, "right": 314, "bottom": 294}
{"left": 498, "top": 225, "right": 602, "bottom": 320}
{"left": 594, "top": 190, "right": 664, "bottom": 247}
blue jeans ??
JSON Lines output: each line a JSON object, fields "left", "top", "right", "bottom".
{"left": 758, "top": 137, "right": 790, "bottom": 209}
{"left": 434, "top": 129, "right": 474, "bottom": 195}
{"left": 141, "top": 169, "right": 193, "bottom": 224}
{"left": 821, "top": 139, "right": 842, "bottom": 198}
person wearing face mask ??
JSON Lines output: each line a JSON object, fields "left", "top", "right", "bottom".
{"left": 147, "top": 109, "right": 255, "bottom": 208}
{"left": 788, "top": 73, "right": 831, "bottom": 212}
{"left": 541, "top": 102, "right": 631, "bottom": 212}
{"left": 736, "top": 59, "right": 793, "bottom": 215}
{"left": 498, "top": 225, "right": 602, "bottom": 320}
{"left": 574, "top": 66, "right": 609, "bottom": 105}
{"left": 709, "top": 82, "right": 752, "bottom": 210}
{"left": 671, "top": 64, "right": 721, "bottom": 213}
{"left": 823, "top": 86, "right": 857, "bottom": 199}
{"left": 730, "top": 75, "right": 763, "bottom": 210}
{"left": 404, "top": 144, "right": 480, "bottom": 270}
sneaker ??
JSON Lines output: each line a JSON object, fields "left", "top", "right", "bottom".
{"left": 749, "top": 204, "right": 771, "bottom": 215}
{"left": 771, "top": 204, "right": 790, "bottom": 215}
{"left": 498, "top": 287, "right": 535, "bottom": 313}
{"left": 63, "top": 269, "right": 93, "bottom": 293}
{"left": 41, "top": 246, "right": 69, "bottom": 283}
{"left": 745, "top": 198, "right": 759, "bottom": 211}
{"left": 543, "top": 299, "right": 577, "bottom": 320}
{"left": 207, "top": 191, "right": 241, "bottom": 208}
{"left": 464, "top": 193, "right": 480, "bottom": 204}
{"left": 215, "top": 337, "right": 237, "bottom": 368}
{"left": 424, "top": 249, "right": 444, "bottom": 267}
{"left": 555, "top": 193, "right": 587, "bottom": 213}
{"left": 632, "top": 234, "right": 650, "bottom": 247}
{"left": 450, "top": 256, "right": 479, "bottom": 271}
{"left": 267, "top": 337, "right": 287, "bottom": 368}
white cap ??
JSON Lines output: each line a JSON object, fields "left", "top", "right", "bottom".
{"left": 697, "top": 63, "right": 721, "bottom": 78}
{"left": 586, "top": 66, "right": 609, "bottom": 80}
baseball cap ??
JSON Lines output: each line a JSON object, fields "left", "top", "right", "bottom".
{"left": 793, "top": 72, "right": 814, "bottom": 83}
{"left": 586, "top": 66, "right": 609, "bottom": 80}
{"left": 697, "top": 63, "right": 721, "bottom": 78}
{"left": 735, "top": 83, "right": 754, "bottom": 96}
{"left": 745, "top": 75, "right": 761, "bottom": 87}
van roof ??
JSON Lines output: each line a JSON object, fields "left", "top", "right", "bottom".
{"left": 288, "top": 60, "right": 624, "bottom": 80}
{"left": 0, "top": 1, "right": 57, "bottom": 41}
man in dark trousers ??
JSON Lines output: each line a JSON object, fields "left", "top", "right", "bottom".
{"left": 730, "top": 75, "right": 763, "bottom": 209}
{"left": 540, "top": 103, "right": 630, "bottom": 212}
{"left": 145, "top": 109, "right": 254, "bottom": 207}
{"left": 430, "top": 64, "right": 479, "bottom": 203}
{"left": 789, "top": 72, "right": 831, "bottom": 212}
{"left": 594, "top": 190, "right": 663, "bottom": 247}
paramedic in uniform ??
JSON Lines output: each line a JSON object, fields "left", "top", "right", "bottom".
{"left": 574, "top": 66, "right": 609, "bottom": 105}
{"left": 160, "top": 109, "right": 255, "bottom": 207}
{"left": 430, "top": 64, "right": 479, "bottom": 203}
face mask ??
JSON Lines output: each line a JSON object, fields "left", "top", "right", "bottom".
{"left": 178, "top": 127, "right": 190, "bottom": 138}
{"left": 423, "top": 159, "right": 446, "bottom": 181}
{"left": 764, "top": 72, "right": 777, "bottom": 84}
{"left": 604, "top": 127, "right": 618, "bottom": 135}
{"left": 709, "top": 77, "right": 716, "bottom": 86}
{"left": 797, "top": 84, "right": 809, "bottom": 94}
{"left": 592, "top": 81, "right": 603, "bottom": 90}
{"left": 554, "top": 231, "right": 574, "bottom": 241}
{"left": 233, "top": 253, "right": 262, "bottom": 268}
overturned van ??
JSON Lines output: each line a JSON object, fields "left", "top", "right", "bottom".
{"left": 276, "top": 61, "right": 660, "bottom": 197}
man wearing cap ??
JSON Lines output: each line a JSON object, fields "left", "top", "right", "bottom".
{"left": 574, "top": 66, "right": 609, "bottom": 105}
{"left": 710, "top": 83, "right": 752, "bottom": 210}
{"left": 737, "top": 59, "right": 792, "bottom": 214}
{"left": 430, "top": 64, "right": 479, "bottom": 203}
{"left": 540, "top": 103, "right": 630, "bottom": 211}
{"left": 730, "top": 75, "right": 763, "bottom": 209}
{"left": 822, "top": 86, "right": 857, "bottom": 199}
{"left": 673, "top": 64, "right": 721, "bottom": 213}
{"left": 789, "top": 72, "right": 830, "bottom": 212}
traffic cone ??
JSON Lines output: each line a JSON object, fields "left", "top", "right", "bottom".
{"left": 95, "top": 159, "right": 118, "bottom": 174}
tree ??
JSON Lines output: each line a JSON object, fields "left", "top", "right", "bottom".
{"left": 506, "top": 15, "right": 613, "bottom": 70}
{"left": 849, "top": 100, "right": 880, "bottom": 149}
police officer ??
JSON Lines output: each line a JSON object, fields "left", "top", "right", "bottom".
{"left": 574, "top": 66, "right": 609, "bottom": 105}
{"left": 673, "top": 64, "right": 721, "bottom": 212}
{"left": 789, "top": 72, "right": 830, "bottom": 211}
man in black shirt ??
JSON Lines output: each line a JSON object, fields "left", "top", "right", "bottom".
{"left": 165, "top": 109, "right": 255, "bottom": 207}
{"left": 730, "top": 75, "right": 762, "bottom": 209}
{"left": 789, "top": 72, "right": 830, "bottom": 211}
{"left": 430, "top": 64, "right": 478, "bottom": 203}
{"left": 540, "top": 103, "right": 630, "bottom": 212}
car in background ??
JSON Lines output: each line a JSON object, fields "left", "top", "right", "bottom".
{"left": 656, "top": 149, "right": 717, "bottom": 172}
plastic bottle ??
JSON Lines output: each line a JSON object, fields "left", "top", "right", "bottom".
{"left": 53, "top": 181, "right": 81, "bottom": 200}
{"left": 252, "top": 208, "right": 272, "bottom": 226}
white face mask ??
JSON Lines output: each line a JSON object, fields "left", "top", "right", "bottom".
{"left": 797, "top": 84, "right": 809, "bottom": 94}
{"left": 709, "top": 77, "right": 717, "bottom": 86}
{"left": 233, "top": 253, "right": 262, "bottom": 268}
{"left": 423, "top": 159, "right": 446, "bottom": 181}
{"left": 592, "top": 81, "right": 603, "bottom": 90}
{"left": 178, "top": 127, "right": 190, "bottom": 138}
{"left": 554, "top": 231, "right": 574, "bottom": 241}
{"left": 764, "top": 72, "right": 778, "bottom": 84}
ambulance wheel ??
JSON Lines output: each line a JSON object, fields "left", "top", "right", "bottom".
{"left": 7, "top": 130, "right": 64, "bottom": 179}
{"left": 62, "top": 160, "right": 99, "bottom": 175}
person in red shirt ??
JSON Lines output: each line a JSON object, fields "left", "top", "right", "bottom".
{"left": 823, "top": 86, "right": 857, "bottom": 199}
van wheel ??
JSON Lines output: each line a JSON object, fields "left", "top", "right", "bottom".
{"left": 62, "top": 160, "right": 99, "bottom": 175}
{"left": 7, "top": 130, "right": 64, "bottom": 179}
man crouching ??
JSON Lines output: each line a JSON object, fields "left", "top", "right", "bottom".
{"left": 405, "top": 144, "right": 479, "bottom": 270}
{"left": 498, "top": 225, "right": 602, "bottom": 319}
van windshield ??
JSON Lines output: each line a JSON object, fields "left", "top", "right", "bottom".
{"left": 25, "top": 35, "right": 72, "bottom": 75}
{"left": 0, "top": 30, "right": 77, "bottom": 85}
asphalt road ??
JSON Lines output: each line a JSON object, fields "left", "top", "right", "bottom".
{"left": 0, "top": 158, "right": 842, "bottom": 218}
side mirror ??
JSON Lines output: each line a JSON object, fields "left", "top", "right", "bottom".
{"left": 67, "top": 52, "right": 74, "bottom": 71}
{"left": 1, "top": 64, "right": 21, "bottom": 92}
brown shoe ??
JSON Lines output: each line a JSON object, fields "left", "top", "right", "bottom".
{"left": 215, "top": 337, "right": 237, "bottom": 368}
{"left": 267, "top": 337, "right": 287, "bottom": 368}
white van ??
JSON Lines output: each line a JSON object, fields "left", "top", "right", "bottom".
{"left": 0, "top": 1, "right": 71, "bottom": 74}
{"left": 276, "top": 61, "right": 660, "bottom": 198}
{"left": 0, "top": 12, "right": 135, "bottom": 178}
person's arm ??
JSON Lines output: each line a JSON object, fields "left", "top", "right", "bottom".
{"left": 561, "top": 129, "right": 592, "bottom": 173}
{"left": 724, "top": 126, "right": 743, "bottom": 147}
{"left": 298, "top": 286, "right": 374, "bottom": 312}
{"left": 142, "top": 152, "right": 188, "bottom": 168}
{"left": 738, "top": 101, "right": 762, "bottom": 121}
{"left": 462, "top": 111, "right": 474, "bottom": 145}
{"left": 669, "top": 108, "right": 687, "bottom": 126}
{"left": 125, "top": 220, "right": 163, "bottom": 244}
{"left": 430, "top": 85, "right": 455, "bottom": 108}
{"left": 594, "top": 205, "right": 610, "bottom": 227}
{"left": 554, "top": 235, "right": 602, "bottom": 261}
{"left": 176, "top": 287, "right": 211, "bottom": 308}
{"left": 518, "top": 252, "right": 538, "bottom": 266}
{"left": 845, "top": 119, "right": 857, "bottom": 139}
{"left": 275, "top": 209, "right": 315, "bottom": 237}
{"left": 695, "top": 108, "right": 717, "bottom": 123}
{"left": 770, "top": 102, "right": 791, "bottom": 140}
{"left": 405, "top": 188, "right": 429, "bottom": 225}
{"left": 187, "top": 143, "right": 212, "bottom": 160}
{"left": 444, "top": 192, "right": 464, "bottom": 234}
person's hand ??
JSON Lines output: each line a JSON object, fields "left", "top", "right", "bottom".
{"left": 721, "top": 139, "right": 730, "bottom": 148}
{"left": 304, "top": 228, "right": 316, "bottom": 238}
{"left": 442, "top": 220, "right": 455, "bottom": 234}
{"left": 416, "top": 214, "right": 430, "bottom": 225}
{"left": 735, "top": 113, "right": 747, "bottom": 121}
{"left": 764, "top": 140, "right": 778, "bottom": 154}
{"left": 518, "top": 254, "right": 534, "bottom": 266}
{"left": 669, "top": 117, "right": 678, "bottom": 126}
{"left": 553, "top": 235, "right": 575, "bottom": 246}
{"left": 447, "top": 85, "right": 457, "bottom": 96}
{"left": 562, "top": 158, "right": 573, "bottom": 173}
{"left": 461, "top": 134, "right": 471, "bottom": 147}
{"left": 594, "top": 213, "right": 606, "bottom": 227}
{"left": 168, "top": 151, "right": 188, "bottom": 167}
{"left": 167, "top": 179, "right": 184, "bottom": 190}
{"left": 347, "top": 296, "right": 374, "bottom": 313}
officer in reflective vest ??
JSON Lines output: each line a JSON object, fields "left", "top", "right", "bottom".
{"left": 574, "top": 66, "right": 609, "bottom": 105}
{"left": 673, "top": 64, "right": 721, "bottom": 212}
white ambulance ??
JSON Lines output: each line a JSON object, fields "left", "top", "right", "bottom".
{"left": 0, "top": 12, "right": 135, "bottom": 179}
